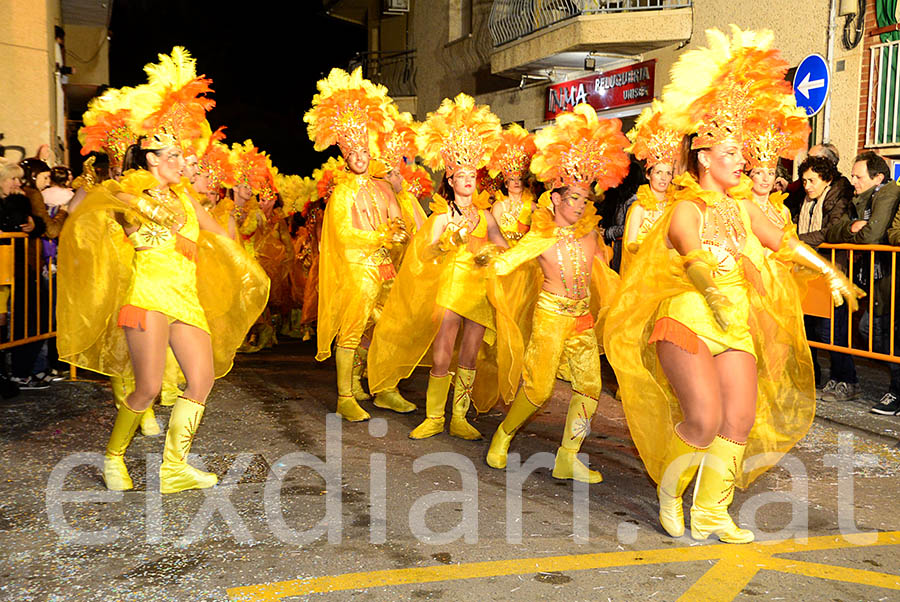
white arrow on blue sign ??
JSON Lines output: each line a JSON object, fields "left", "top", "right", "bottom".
{"left": 793, "top": 54, "right": 830, "bottom": 117}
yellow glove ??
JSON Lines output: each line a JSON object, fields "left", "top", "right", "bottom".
{"left": 438, "top": 222, "right": 468, "bottom": 253}
{"left": 788, "top": 240, "right": 865, "bottom": 312}
{"left": 389, "top": 217, "right": 409, "bottom": 246}
{"left": 131, "top": 193, "right": 181, "bottom": 230}
{"left": 473, "top": 243, "right": 502, "bottom": 267}
{"left": 684, "top": 259, "right": 732, "bottom": 331}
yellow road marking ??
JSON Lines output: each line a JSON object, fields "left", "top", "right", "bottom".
{"left": 227, "top": 531, "right": 900, "bottom": 601}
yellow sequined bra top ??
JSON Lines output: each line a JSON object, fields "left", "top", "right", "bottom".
{"left": 671, "top": 173, "right": 753, "bottom": 274}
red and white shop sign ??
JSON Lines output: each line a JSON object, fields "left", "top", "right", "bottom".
{"left": 545, "top": 59, "right": 655, "bottom": 120}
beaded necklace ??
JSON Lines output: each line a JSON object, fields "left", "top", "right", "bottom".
{"left": 353, "top": 178, "right": 385, "bottom": 231}
{"left": 701, "top": 195, "right": 746, "bottom": 261}
{"left": 556, "top": 226, "right": 589, "bottom": 299}
{"left": 753, "top": 195, "right": 785, "bottom": 229}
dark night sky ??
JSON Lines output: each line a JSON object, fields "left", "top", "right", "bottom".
{"left": 107, "top": 1, "right": 365, "bottom": 175}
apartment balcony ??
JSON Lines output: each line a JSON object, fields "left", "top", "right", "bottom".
{"left": 488, "top": 0, "right": 692, "bottom": 78}
{"left": 349, "top": 50, "right": 418, "bottom": 114}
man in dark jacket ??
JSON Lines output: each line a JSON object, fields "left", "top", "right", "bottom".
{"left": 827, "top": 151, "right": 900, "bottom": 410}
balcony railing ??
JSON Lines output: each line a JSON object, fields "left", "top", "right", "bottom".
{"left": 489, "top": 0, "right": 693, "bottom": 48}
{"left": 348, "top": 50, "right": 417, "bottom": 98}
{"left": 866, "top": 39, "right": 900, "bottom": 147}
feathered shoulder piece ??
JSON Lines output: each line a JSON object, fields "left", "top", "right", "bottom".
{"left": 138, "top": 47, "right": 215, "bottom": 151}
{"left": 628, "top": 101, "right": 682, "bottom": 168}
{"left": 417, "top": 93, "right": 501, "bottom": 176}
{"left": 313, "top": 156, "right": 347, "bottom": 201}
{"left": 530, "top": 202, "right": 600, "bottom": 239}
{"left": 378, "top": 106, "right": 419, "bottom": 171}
{"left": 230, "top": 140, "right": 271, "bottom": 194}
{"left": 660, "top": 26, "right": 792, "bottom": 150}
{"left": 429, "top": 194, "right": 451, "bottom": 215}
{"left": 401, "top": 163, "right": 434, "bottom": 201}
{"left": 487, "top": 123, "right": 536, "bottom": 180}
{"left": 743, "top": 96, "right": 810, "bottom": 170}
{"left": 531, "top": 103, "right": 630, "bottom": 191}
{"left": 304, "top": 67, "right": 393, "bottom": 155}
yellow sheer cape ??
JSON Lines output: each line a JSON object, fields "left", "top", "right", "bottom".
{"left": 488, "top": 205, "right": 620, "bottom": 407}
{"left": 367, "top": 194, "right": 501, "bottom": 409}
{"left": 316, "top": 175, "right": 392, "bottom": 360}
{"left": 605, "top": 174, "right": 815, "bottom": 489}
{"left": 57, "top": 171, "right": 270, "bottom": 379}
{"left": 254, "top": 207, "right": 294, "bottom": 312}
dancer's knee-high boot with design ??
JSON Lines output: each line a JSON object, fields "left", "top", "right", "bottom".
{"left": 552, "top": 392, "right": 602, "bottom": 483}
{"left": 690, "top": 435, "right": 754, "bottom": 543}
{"left": 159, "top": 395, "right": 218, "bottom": 494}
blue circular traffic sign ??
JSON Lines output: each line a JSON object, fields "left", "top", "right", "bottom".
{"left": 793, "top": 54, "right": 830, "bottom": 117}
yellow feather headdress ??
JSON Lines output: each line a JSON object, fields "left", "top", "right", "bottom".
{"left": 136, "top": 47, "right": 215, "bottom": 151}
{"left": 628, "top": 101, "right": 682, "bottom": 168}
{"left": 313, "top": 156, "right": 347, "bottom": 201}
{"left": 78, "top": 86, "right": 148, "bottom": 167}
{"left": 487, "top": 123, "right": 536, "bottom": 180}
{"left": 304, "top": 67, "right": 393, "bottom": 156}
{"left": 660, "top": 26, "right": 792, "bottom": 150}
{"left": 531, "top": 103, "right": 630, "bottom": 191}
{"left": 417, "top": 93, "right": 502, "bottom": 176}
{"left": 230, "top": 140, "right": 272, "bottom": 194}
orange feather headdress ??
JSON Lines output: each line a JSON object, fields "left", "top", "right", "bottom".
{"left": 400, "top": 163, "right": 435, "bottom": 201}
{"left": 304, "top": 67, "right": 393, "bottom": 156}
{"left": 628, "top": 101, "right": 682, "bottom": 168}
{"left": 377, "top": 106, "right": 419, "bottom": 171}
{"left": 487, "top": 123, "right": 536, "bottom": 180}
{"left": 78, "top": 86, "right": 143, "bottom": 167}
{"left": 230, "top": 140, "right": 272, "bottom": 194}
{"left": 313, "top": 156, "right": 347, "bottom": 201}
{"left": 198, "top": 127, "right": 235, "bottom": 189}
{"left": 743, "top": 97, "right": 810, "bottom": 170}
{"left": 417, "top": 93, "right": 502, "bottom": 176}
{"left": 531, "top": 103, "right": 630, "bottom": 191}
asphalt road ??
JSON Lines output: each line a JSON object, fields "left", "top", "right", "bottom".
{"left": 1, "top": 339, "right": 899, "bottom": 601}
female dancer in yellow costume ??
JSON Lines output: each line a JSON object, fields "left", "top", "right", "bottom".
{"left": 368, "top": 93, "right": 508, "bottom": 440}
{"left": 58, "top": 48, "right": 268, "bottom": 494}
{"left": 621, "top": 104, "right": 680, "bottom": 275}
{"left": 488, "top": 124, "right": 537, "bottom": 245}
{"left": 605, "top": 28, "right": 862, "bottom": 543}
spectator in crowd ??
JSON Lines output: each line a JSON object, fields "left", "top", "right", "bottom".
{"left": 774, "top": 163, "right": 791, "bottom": 193}
{"left": 827, "top": 152, "right": 900, "bottom": 416}
{"left": 0, "top": 157, "right": 47, "bottom": 391}
{"left": 20, "top": 158, "right": 68, "bottom": 238}
{"left": 795, "top": 154, "right": 858, "bottom": 400}
{"left": 601, "top": 155, "right": 645, "bottom": 272}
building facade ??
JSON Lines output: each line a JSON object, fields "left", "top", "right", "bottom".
{"left": 327, "top": 0, "right": 889, "bottom": 177}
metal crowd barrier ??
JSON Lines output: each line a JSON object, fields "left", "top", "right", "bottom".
{"left": 802, "top": 242, "right": 900, "bottom": 364}
{"left": 0, "top": 232, "right": 56, "bottom": 350}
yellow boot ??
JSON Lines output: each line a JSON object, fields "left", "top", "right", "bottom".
{"left": 552, "top": 392, "right": 603, "bottom": 483}
{"left": 486, "top": 388, "right": 540, "bottom": 469}
{"left": 159, "top": 395, "right": 218, "bottom": 494}
{"left": 449, "top": 367, "right": 482, "bottom": 440}
{"left": 410, "top": 373, "right": 451, "bottom": 439}
{"left": 103, "top": 401, "right": 146, "bottom": 491}
{"left": 690, "top": 435, "right": 754, "bottom": 543}
{"left": 335, "top": 347, "right": 370, "bottom": 422}
{"left": 374, "top": 387, "right": 416, "bottom": 413}
{"left": 351, "top": 347, "right": 372, "bottom": 403}
{"left": 112, "top": 375, "right": 160, "bottom": 436}
{"left": 657, "top": 427, "right": 706, "bottom": 537}
{"left": 139, "top": 405, "right": 161, "bottom": 437}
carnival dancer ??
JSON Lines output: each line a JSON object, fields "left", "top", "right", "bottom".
{"left": 58, "top": 47, "right": 269, "bottom": 493}
{"left": 378, "top": 106, "right": 427, "bottom": 234}
{"left": 304, "top": 67, "right": 414, "bottom": 421}
{"left": 367, "top": 93, "right": 507, "bottom": 440}
{"left": 621, "top": 103, "right": 680, "bottom": 274}
{"left": 79, "top": 82, "right": 183, "bottom": 430}
{"left": 743, "top": 103, "right": 808, "bottom": 236}
{"left": 487, "top": 123, "right": 537, "bottom": 244}
{"left": 193, "top": 128, "right": 233, "bottom": 209}
{"left": 484, "top": 104, "right": 629, "bottom": 482}
{"left": 605, "top": 27, "right": 862, "bottom": 543}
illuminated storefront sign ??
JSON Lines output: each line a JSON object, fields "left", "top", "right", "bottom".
{"left": 545, "top": 59, "right": 655, "bottom": 120}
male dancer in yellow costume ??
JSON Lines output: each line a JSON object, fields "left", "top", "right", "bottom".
{"left": 484, "top": 105, "right": 629, "bottom": 483}
{"left": 304, "top": 67, "right": 414, "bottom": 421}
{"left": 606, "top": 28, "right": 861, "bottom": 543}
{"left": 368, "top": 93, "right": 508, "bottom": 440}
